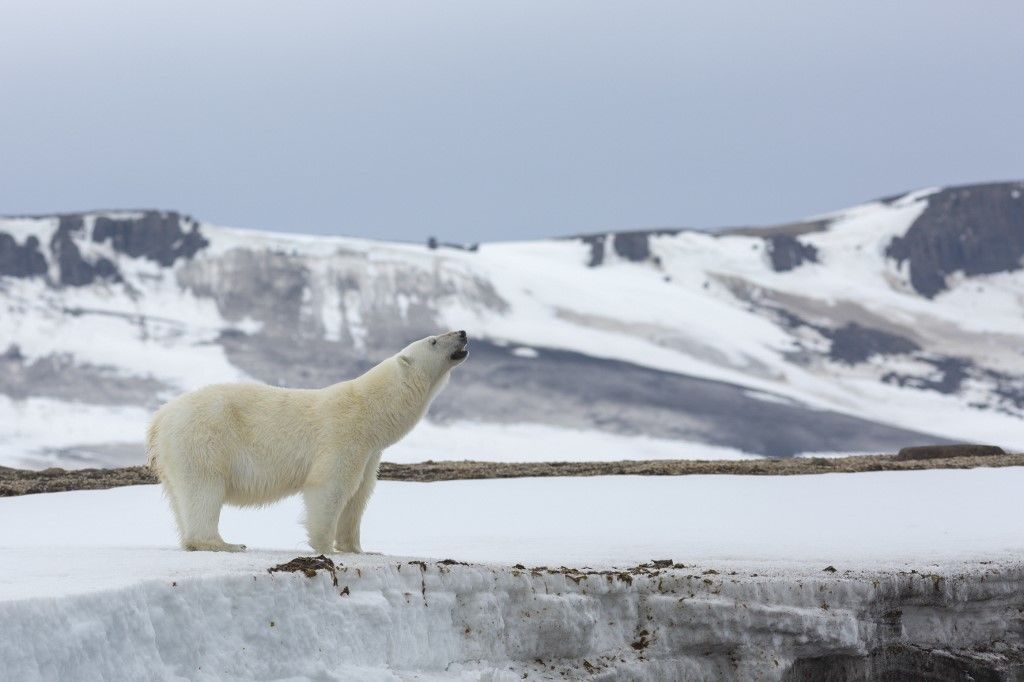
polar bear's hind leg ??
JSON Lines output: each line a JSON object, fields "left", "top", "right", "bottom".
{"left": 176, "top": 477, "right": 246, "bottom": 552}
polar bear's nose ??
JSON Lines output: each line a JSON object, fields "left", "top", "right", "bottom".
{"left": 458, "top": 330, "right": 467, "bottom": 340}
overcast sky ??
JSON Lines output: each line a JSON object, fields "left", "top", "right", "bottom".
{"left": 1, "top": 1, "right": 1021, "bottom": 243}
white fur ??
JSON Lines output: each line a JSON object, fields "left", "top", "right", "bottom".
{"left": 147, "top": 331, "right": 467, "bottom": 553}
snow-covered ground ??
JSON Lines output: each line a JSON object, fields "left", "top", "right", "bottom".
{"left": 2, "top": 470, "right": 1023, "bottom": 679}
{"left": 3, "top": 469, "right": 1024, "bottom": 578}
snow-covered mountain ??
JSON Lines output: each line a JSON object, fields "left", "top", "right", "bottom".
{"left": 2, "top": 181, "right": 1023, "bottom": 468}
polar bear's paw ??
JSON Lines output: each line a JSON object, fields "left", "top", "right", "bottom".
{"left": 184, "top": 540, "right": 247, "bottom": 552}
{"left": 334, "top": 544, "right": 382, "bottom": 555}
{"left": 333, "top": 544, "right": 360, "bottom": 554}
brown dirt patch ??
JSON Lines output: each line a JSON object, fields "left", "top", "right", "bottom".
{"left": 267, "top": 555, "right": 339, "bottom": 585}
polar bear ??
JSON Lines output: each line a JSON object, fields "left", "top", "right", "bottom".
{"left": 147, "top": 330, "right": 469, "bottom": 553}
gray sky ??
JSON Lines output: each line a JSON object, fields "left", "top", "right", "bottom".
{"left": 1, "top": 1, "right": 1022, "bottom": 243}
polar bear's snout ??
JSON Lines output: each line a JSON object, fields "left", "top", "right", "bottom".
{"left": 449, "top": 330, "right": 469, "bottom": 362}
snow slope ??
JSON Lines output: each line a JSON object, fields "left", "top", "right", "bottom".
{"left": 2, "top": 182, "right": 1024, "bottom": 466}
{"left": 2, "top": 470, "right": 1023, "bottom": 679}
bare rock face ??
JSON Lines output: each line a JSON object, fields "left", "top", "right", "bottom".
{"left": 766, "top": 235, "right": 818, "bottom": 272}
{"left": 0, "top": 233, "right": 47, "bottom": 278}
{"left": 611, "top": 231, "right": 654, "bottom": 262}
{"left": 887, "top": 182, "right": 1024, "bottom": 297}
{"left": 51, "top": 215, "right": 121, "bottom": 287}
{"left": 827, "top": 323, "right": 919, "bottom": 365}
{"left": 577, "top": 229, "right": 682, "bottom": 266}
{"left": 0, "top": 210, "right": 209, "bottom": 288}
{"left": 92, "top": 211, "right": 207, "bottom": 267}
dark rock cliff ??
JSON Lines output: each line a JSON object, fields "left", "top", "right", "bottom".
{"left": 0, "top": 234, "right": 47, "bottom": 278}
{"left": 51, "top": 215, "right": 121, "bottom": 287}
{"left": 576, "top": 229, "right": 683, "bottom": 267}
{"left": 92, "top": 211, "right": 207, "bottom": 267}
{"left": 0, "top": 210, "right": 209, "bottom": 287}
{"left": 887, "top": 182, "right": 1024, "bottom": 297}
{"left": 766, "top": 234, "right": 818, "bottom": 272}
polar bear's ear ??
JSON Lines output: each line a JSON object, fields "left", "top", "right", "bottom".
{"left": 398, "top": 354, "right": 414, "bottom": 368}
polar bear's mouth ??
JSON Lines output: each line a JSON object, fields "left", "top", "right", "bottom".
{"left": 449, "top": 330, "right": 469, "bottom": 361}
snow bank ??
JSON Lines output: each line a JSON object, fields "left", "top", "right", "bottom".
{"left": 1, "top": 470, "right": 1023, "bottom": 678}
{"left": 3, "top": 552, "right": 1022, "bottom": 680}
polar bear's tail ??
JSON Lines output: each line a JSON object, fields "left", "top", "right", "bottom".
{"left": 146, "top": 413, "right": 162, "bottom": 473}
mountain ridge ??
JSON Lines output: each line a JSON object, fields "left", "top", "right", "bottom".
{"left": 1, "top": 181, "right": 1022, "bottom": 468}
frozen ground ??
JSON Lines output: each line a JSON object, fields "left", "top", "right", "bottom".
{"left": 2, "top": 470, "right": 1023, "bottom": 679}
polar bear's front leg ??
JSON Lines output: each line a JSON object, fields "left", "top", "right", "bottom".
{"left": 335, "top": 451, "right": 382, "bottom": 553}
{"left": 335, "top": 472, "right": 376, "bottom": 553}
{"left": 303, "top": 482, "right": 346, "bottom": 555}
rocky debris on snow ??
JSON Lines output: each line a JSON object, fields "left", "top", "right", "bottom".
{"left": 895, "top": 443, "right": 1006, "bottom": 461}
{"left": 268, "top": 555, "right": 339, "bottom": 586}
{"left": 3, "top": 451, "right": 1024, "bottom": 496}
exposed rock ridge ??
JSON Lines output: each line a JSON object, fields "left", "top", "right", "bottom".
{"left": 887, "top": 182, "right": 1024, "bottom": 297}
{"left": 0, "top": 210, "right": 208, "bottom": 287}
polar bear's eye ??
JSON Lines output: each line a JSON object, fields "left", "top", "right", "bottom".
{"left": 430, "top": 339, "right": 437, "bottom": 346}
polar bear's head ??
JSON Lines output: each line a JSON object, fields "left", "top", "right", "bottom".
{"left": 397, "top": 330, "right": 469, "bottom": 382}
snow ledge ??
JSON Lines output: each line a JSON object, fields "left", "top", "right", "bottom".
{"left": 3, "top": 556, "right": 1023, "bottom": 680}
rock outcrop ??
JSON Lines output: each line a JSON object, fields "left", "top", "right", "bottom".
{"left": 887, "top": 182, "right": 1024, "bottom": 297}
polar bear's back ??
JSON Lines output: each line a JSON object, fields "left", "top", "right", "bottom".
{"left": 154, "top": 382, "right": 323, "bottom": 436}
{"left": 148, "top": 382, "right": 335, "bottom": 504}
